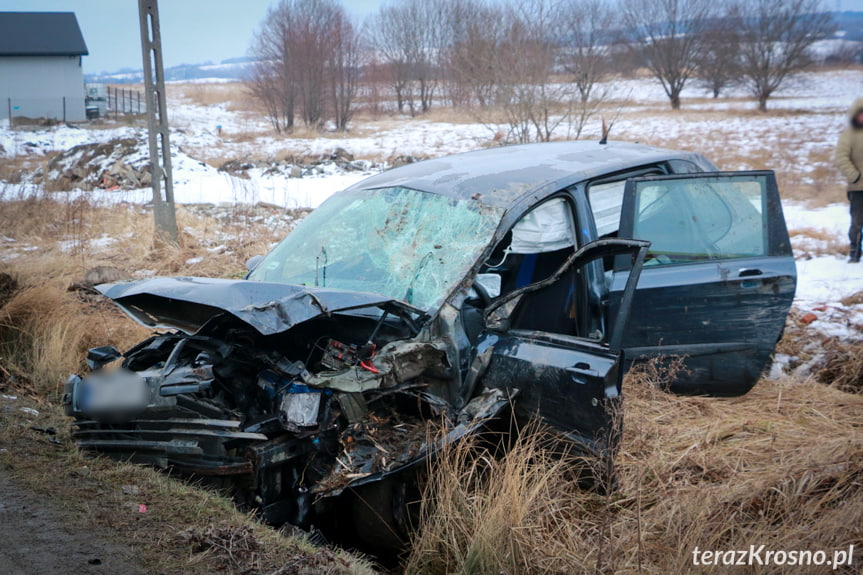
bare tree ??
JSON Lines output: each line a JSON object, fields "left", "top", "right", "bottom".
{"left": 695, "top": 15, "right": 742, "bottom": 99}
{"left": 367, "top": 8, "right": 411, "bottom": 114}
{"left": 443, "top": 0, "right": 503, "bottom": 108}
{"left": 370, "top": 0, "right": 448, "bottom": 115}
{"left": 824, "top": 41, "right": 863, "bottom": 65}
{"left": 247, "top": 0, "right": 359, "bottom": 131}
{"left": 560, "top": 0, "right": 617, "bottom": 139}
{"left": 731, "top": 0, "right": 835, "bottom": 112}
{"left": 248, "top": 2, "right": 296, "bottom": 133}
{"left": 246, "top": 59, "right": 295, "bottom": 133}
{"left": 327, "top": 13, "right": 360, "bottom": 131}
{"left": 562, "top": 0, "right": 615, "bottom": 104}
{"left": 494, "top": 20, "right": 557, "bottom": 142}
{"left": 621, "top": 0, "right": 715, "bottom": 109}
{"left": 486, "top": 0, "right": 575, "bottom": 143}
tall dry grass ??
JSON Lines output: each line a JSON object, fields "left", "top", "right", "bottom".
{"left": 405, "top": 365, "right": 863, "bottom": 574}
{"left": 405, "top": 422, "right": 603, "bottom": 575}
{"left": 167, "top": 82, "right": 258, "bottom": 113}
{"left": 0, "top": 284, "right": 149, "bottom": 396}
{"left": 0, "top": 188, "right": 301, "bottom": 396}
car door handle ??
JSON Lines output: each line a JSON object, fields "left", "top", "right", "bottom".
{"left": 734, "top": 268, "right": 764, "bottom": 289}
{"left": 566, "top": 363, "right": 600, "bottom": 378}
{"left": 738, "top": 268, "right": 763, "bottom": 278}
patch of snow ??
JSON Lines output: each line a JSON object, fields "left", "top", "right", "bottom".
{"left": 167, "top": 77, "right": 238, "bottom": 84}
{"left": 795, "top": 256, "right": 863, "bottom": 311}
{"left": 784, "top": 203, "right": 847, "bottom": 233}
{"left": 57, "top": 234, "right": 118, "bottom": 253}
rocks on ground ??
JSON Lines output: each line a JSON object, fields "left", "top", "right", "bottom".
{"left": 219, "top": 146, "right": 382, "bottom": 179}
{"left": 42, "top": 138, "right": 151, "bottom": 191}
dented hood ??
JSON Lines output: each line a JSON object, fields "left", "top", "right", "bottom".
{"left": 98, "top": 277, "right": 414, "bottom": 336}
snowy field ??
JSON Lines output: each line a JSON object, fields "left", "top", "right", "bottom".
{"left": 1, "top": 69, "right": 862, "bottom": 379}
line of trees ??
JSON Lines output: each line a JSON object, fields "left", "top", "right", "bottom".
{"left": 248, "top": 0, "right": 838, "bottom": 140}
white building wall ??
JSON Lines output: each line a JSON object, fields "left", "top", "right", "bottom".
{"left": 0, "top": 55, "right": 86, "bottom": 122}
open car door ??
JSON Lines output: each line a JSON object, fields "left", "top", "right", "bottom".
{"left": 611, "top": 171, "right": 797, "bottom": 396}
{"left": 478, "top": 238, "right": 649, "bottom": 459}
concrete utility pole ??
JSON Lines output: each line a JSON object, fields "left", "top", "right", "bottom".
{"left": 138, "top": 0, "right": 178, "bottom": 244}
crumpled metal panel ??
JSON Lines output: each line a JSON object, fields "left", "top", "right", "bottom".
{"left": 97, "top": 277, "right": 414, "bottom": 335}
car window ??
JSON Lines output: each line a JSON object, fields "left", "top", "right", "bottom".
{"left": 248, "top": 187, "right": 504, "bottom": 311}
{"left": 482, "top": 197, "right": 578, "bottom": 294}
{"left": 483, "top": 197, "right": 583, "bottom": 336}
{"left": 586, "top": 166, "right": 668, "bottom": 238}
{"left": 589, "top": 180, "right": 626, "bottom": 237}
{"left": 633, "top": 176, "right": 766, "bottom": 264}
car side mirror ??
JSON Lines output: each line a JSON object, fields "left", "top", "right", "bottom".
{"left": 245, "top": 255, "right": 264, "bottom": 272}
{"left": 87, "top": 345, "right": 122, "bottom": 371}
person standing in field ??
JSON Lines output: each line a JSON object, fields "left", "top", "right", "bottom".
{"left": 836, "top": 97, "right": 863, "bottom": 263}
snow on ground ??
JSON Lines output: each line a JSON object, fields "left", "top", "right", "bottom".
{"left": 54, "top": 168, "right": 370, "bottom": 210}
{"left": 610, "top": 69, "right": 862, "bottom": 112}
{"left": 2, "top": 68, "right": 863, "bottom": 378}
{"left": 785, "top": 202, "right": 863, "bottom": 330}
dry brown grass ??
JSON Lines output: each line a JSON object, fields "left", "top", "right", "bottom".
{"left": 405, "top": 361, "right": 863, "bottom": 574}
{"left": 613, "top": 374, "right": 863, "bottom": 573}
{"left": 808, "top": 339, "right": 863, "bottom": 394}
{"left": 0, "top": 189, "right": 302, "bottom": 398}
{"left": 0, "top": 285, "right": 149, "bottom": 396}
{"left": 166, "top": 82, "right": 260, "bottom": 113}
{"left": 841, "top": 290, "right": 863, "bottom": 307}
{"left": 0, "top": 404, "right": 376, "bottom": 575}
{"left": 405, "top": 423, "right": 601, "bottom": 575}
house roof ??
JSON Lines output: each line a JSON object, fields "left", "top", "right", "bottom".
{"left": 0, "top": 12, "right": 88, "bottom": 57}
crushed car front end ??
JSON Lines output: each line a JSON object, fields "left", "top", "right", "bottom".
{"left": 64, "top": 186, "right": 516, "bottom": 547}
{"left": 63, "top": 278, "right": 513, "bottom": 541}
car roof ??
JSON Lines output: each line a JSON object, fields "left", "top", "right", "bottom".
{"left": 345, "top": 140, "right": 710, "bottom": 208}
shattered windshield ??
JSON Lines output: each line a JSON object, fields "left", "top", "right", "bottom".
{"left": 248, "top": 187, "right": 503, "bottom": 311}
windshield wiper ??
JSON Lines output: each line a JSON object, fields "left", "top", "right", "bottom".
{"left": 403, "top": 251, "right": 433, "bottom": 305}
{"left": 315, "top": 246, "right": 328, "bottom": 287}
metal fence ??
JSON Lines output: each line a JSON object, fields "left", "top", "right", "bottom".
{"left": 1, "top": 88, "right": 146, "bottom": 126}
{"left": 106, "top": 86, "right": 145, "bottom": 116}
{"left": 3, "top": 96, "right": 87, "bottom": 124}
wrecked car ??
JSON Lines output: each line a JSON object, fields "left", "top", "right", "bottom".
{"left": 64, "top": 140, "right": 796, "bottom": 549}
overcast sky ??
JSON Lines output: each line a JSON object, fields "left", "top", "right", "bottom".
{"left": 0, "top": 0, "right": 385, "bottom": 74}
{"left": 1, "top": 0, "right": 862, "bottom": 74}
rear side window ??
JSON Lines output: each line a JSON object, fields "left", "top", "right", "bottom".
{"left": 632, "top": 176, "right": 766, "bottom": 264}
{"left": 589, "top": 180, "right": 626, "bottom": 237}
{"left": 587, "top": 165, "right": 669, "bottom": 238}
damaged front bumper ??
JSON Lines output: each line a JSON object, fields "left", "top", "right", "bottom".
{"left": 63, "top": 330, "right": 512, "bottom": 532}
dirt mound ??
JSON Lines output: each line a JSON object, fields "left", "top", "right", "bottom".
{"left": 43, "top": 138, "right": 152, "bottom": 191}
